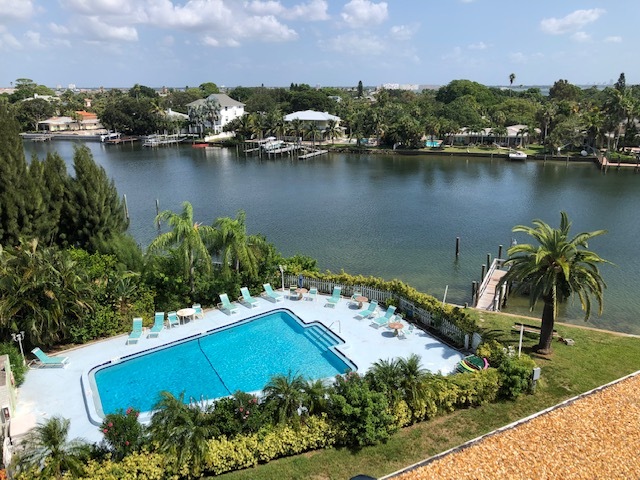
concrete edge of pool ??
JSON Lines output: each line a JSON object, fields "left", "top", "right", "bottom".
{"left": 83, "top": 308, "right": 359, "bottom": 425}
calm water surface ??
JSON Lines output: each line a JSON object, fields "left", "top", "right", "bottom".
{"left": 24, "top": 140, "right": 640, "bottom": 334}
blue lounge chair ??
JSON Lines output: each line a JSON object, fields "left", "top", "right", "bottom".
{"left": 370, "top": 305, "right": 396, "bottom": 329}
{"left": 355, "top": 300, "right": 378, "bottom": 319}
{"left": 240, "top": 287, "right": 259, "bottom": 308}
{"left": 127, "top": 318, "right": 143, "bottom": 344}
{"left": 218, "top": 293, "right": 239, "bottom": 314}
{"left": 148, "top": 312, "right": 165, "bottom": 338}
{"left": 31, "top": 347, "right": 69, "bottom": 368}
{"left": 192, "top": 304, "right": 204, "bottom": 319}
{"left": 262, "top": 283, "right": 284, "bottom": 302}
{"left": 167, "top": 311, "right": 179, "bottom": 328}
{"left": 325, "top": 286, "right": 341, "bottom": 308}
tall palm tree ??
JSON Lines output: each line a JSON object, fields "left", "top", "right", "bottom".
{"left": 148, "top": 201, "right": 216, "bottom": 297}
{"left": 148, "top": 391, "right": 214, "bottom": 478}
{"left": 263, "top": 371, "right": 306, "bottom": 423}
{"left": 509, "top": 73, "right": 516, "bottom": 96}
{"left": 499, "top": 212, "right": 609, "bottom": 353}
{"left": 301, "top": 379, "right": 329, "bottom": 415}
{"left": 288, "top": 118, "right": 304, "bottom": 143}
{"left": 211, "top": 210, "right": 261, "bottom": 279}
{"left": 397, "top": 354, "right": 430, "bottom": 410}
{"left": 305, "top": 122, "right": 319, "bottom": 147}
{"left": 14, "top": 416, "right": 89, "bottom": 479}
{"left": 366, "top": 357, "right": 403, "bottom": 404}
{"left": 324, "top": 119, "right": 340, "bottom": 144}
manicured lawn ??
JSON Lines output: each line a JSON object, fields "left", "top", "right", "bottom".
{"left": 213, "top": 312, "right": 640, "bottom": 480}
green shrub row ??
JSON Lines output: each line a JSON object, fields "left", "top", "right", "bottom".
{"left": 298, "top": 270, "right": 477, "bottom": 333}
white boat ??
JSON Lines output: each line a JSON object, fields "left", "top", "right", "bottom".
{"left": 508, "top": 150, "right": 527, "bottom": 161}
{"left": 100, "top": 132, "right": 120, "bottom": 142}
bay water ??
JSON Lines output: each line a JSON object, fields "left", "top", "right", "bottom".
{"left": 23, "top": 140, "right": 640, "bottom": 334}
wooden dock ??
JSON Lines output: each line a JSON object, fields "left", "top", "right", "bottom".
{"left": 30, "top": 134, "right": 54, "bottom": 142}
{"left": 104, "top": 136, "right": 138, "bottom": 145}
{"left": 475, "top": 259, "right": 508, "bottom": 311}
{"left": 299, "top": 148, "right": 328, "bottom": 159}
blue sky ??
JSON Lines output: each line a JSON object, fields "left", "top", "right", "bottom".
{"left": 0, "top": 0, "right": 635, "bottom": 89}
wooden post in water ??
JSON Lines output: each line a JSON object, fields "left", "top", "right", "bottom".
{"left": 455, "top": 237, "right": 460, "bottom": 256}
{"left": 486, "top": 253, "right": 491, "bottom": 269}
{"left": 471, "top": 281, "right": 477, "bottom": 305}
{"left": 481, "top": 264, "right": 486, "bottom": 283}
{"left": 123, "top": 194, "right": 129, "bottom": 220}
{"left": 155, "top": 199, "right": 161, "bottom": 229}
{"left": 498, "top": 244, "right": 503, "bottom": 259}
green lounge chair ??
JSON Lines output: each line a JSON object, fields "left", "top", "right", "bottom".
{"left": 127, "top": 318, "right": 143, "bottom": 344}
{"left": 148, "top": 312, "right": 165, "bottom": 338}
{"left": 355, "top": 300, "right": 378, "bottom": 319}
{"left": 218, "top": 293, "right": 239, "bottom": 314}
{"left": 192, "top": 304, "right": 204, "bottom": 319}
{"left": 325, "top": 286, "right": 341, "bottom": 308}
{"left": 262, "top": 283, "right": 284, "bottom": 302}
{"left": 31, "top": 347, "right": 69, "bottom": 368}
{"left": 306, "top": 287, "right": 318, "bottom": 302}
{"left": 398, "top": 324, "right": 415, "bottom": 339}
{"left": 167, "top": 311, "right": 179, "bottom": 328}
{"left": 370, "top": 305, "right": 396, "bottom": 329}
{"left": 289, "top": 285, "right": 300, "bottom": 300}
{"left": 240, "top": 287, "right": 259, "bottom": 308}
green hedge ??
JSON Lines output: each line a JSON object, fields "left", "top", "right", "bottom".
{"left": 298, "top": 271, "right": 477, "bottom": 334}
{"left": 204, "top": 415, "right": 336, "bottom": 476}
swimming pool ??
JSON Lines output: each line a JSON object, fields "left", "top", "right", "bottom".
{"left": 89, "top": 309, "right": 355, "bottom": 416}
{"left": 425, "top": 140, "right": 441, "bottom": 147}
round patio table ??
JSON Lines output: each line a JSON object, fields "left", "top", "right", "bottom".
{"left": 388, "top": 321, "right": 404, "bottom": 336}
{"left": 354, "top": 295, "right": 368, "bottom": 308}
{"left": 177, "top": 307, "right": 196, "bottom": 324}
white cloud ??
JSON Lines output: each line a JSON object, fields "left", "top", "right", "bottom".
{"left": 341, "top": 0, "right": 388, "bottom": 28}
{"left": 240, "top": 15, "right": 298, "bottom": 42}
{"left": 509, "top": 52, "right": 527, "bottom": 64}
{"left": 247, "top": 0, "right": 329, "bottom": 21}
{"left": 49, "top": 23, "right": 70, "bottom": 35}
{"left": 540, "top": 8, "right": 605, "bottom": 35}
{"left": 389, "top": 24, "right": 419, "bottom": 41}
{"left": 322, "top": 32, "right": 385, "bottom": 55}
{"left": 0, "top": 0, "right": 35, "bottom": 20}
{"left": 83, "top": 16, "right": 138, "bottom": 42}
{"left": 571, "top": 31, "right": 590, "bottom": 43}
{"left": 161, "top": 35, "right": 175, "bottom": 46}
{"left": 468, "top": 41, "right": 488, "bottom": 50}
{"left": 604, "top": 36, "right": 622, "bottom": 43}
{"left": 0, "top": 27, "right": 21, "bottom": 49}
{"left": 61, "top": 0, "right": 134, "bottom": 15}
{"left": 25, "top": 30, "right": 46, "bottom": 48}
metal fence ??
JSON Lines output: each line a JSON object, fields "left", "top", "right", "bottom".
{"left": 285, "top": 275, "right": 466, "bottom": 346}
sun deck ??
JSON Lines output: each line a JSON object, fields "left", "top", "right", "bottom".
{"left": 13, "top": 292, "right": 464, "bottom": 443}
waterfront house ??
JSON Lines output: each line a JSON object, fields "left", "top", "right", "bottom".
{"left": 283, "top": 110, "right": 341, "bottom": 131}
{"left": 186, "top": 93, "right": 245, "bottom": 135}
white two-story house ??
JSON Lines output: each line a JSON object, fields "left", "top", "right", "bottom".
{"left": 186, "top": 93, "right": 245, "bottom": 135}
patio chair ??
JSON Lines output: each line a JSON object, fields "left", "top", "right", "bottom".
{"left": 127, "top": 317, "right": 144, "bottom": 344}
{"left": 290, "top": 285, "right": 300, "bottom": 300}
{"left": 148, "top": 312, "right": 165, "bottom": 338}
{"left": 31, "top": 347, "right": 69, "bottom": 368}
{"left": 325, "top": 286, "right": 341, "bottom": 308}
{"left": 218, "top": 293, "right": 239, "bottom": 315}
{"left": 370, "top": 305, "right": 396, "bottom": 329}
{"left": 262, "top": 283, "right": 284, "bottom": 302}
{"left": 355, "top": 300, "right": 378, "bottom": 320}
{"left": 239, "top": 287, "right": 259, "bottom": 308}
{"left": 167, "top": 311, "right": 179, "bottom": 328}
{"left": 349, "top": 290, "right": 362, "bottom": 306}
{"left": 398, "top": 324, "right": 415, "bottom": 340}
{"left": 306, "top": 287, "right": 318, "bottom": 302}
{"left": 192, "top": 304, "right": 204, "bottom": 319}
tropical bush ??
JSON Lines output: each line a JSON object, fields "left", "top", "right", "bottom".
{"left": 0, "top": 342, "right": 28, "bottom": 386}
{"left": 497, "top": 355, "right": 536, "bottom": 399}
{"left": 99, "top": 407, "right": 145, "bottom": 461}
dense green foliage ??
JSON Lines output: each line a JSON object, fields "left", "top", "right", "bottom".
{"left": 0, "top": 342, "right": 28, "bottom": 386}
{"left": 99, "top": 407, "right": 144, "bottom": 461}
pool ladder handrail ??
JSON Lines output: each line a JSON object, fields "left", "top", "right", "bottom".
{"left": 328, "top": 320, "right": 341, "bottom": 333}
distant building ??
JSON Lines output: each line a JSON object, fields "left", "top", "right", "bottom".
{"left": 186, "top": 93, "right": 245, "bottom": 134}
{"left": 38, "top": 112, "right": 103, "bottom": 132}
{"left": 283, "top": 110, "right": 341, "bottom": 130}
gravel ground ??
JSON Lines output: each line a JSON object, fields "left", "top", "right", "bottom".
{"left": 390, "top": 373, "right": 640, "bottom": 480}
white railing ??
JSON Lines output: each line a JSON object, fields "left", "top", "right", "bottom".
{"left": 285, "top": 275, "right": 466, "bottom": 345}
{"left": 475, "top": 258, "right": 505, "bottom": 307}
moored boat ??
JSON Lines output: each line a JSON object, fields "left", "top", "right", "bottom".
{"left": 508, "top": 150, "right": 527, "bottom": 161}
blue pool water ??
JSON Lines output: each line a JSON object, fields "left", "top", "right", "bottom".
{"left": 92, "top": 310, "right": 353, "bottom": 415}
{"left": 425, "top": 140, "right": 441, "bottom": 147}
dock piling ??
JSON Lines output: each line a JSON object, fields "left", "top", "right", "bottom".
{"left": 455, "top": 237, "right": 460, "bottom": 256}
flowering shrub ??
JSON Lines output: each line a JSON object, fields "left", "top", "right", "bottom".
{"left": 100, "top": 407, "right": 145, "bottom": 460}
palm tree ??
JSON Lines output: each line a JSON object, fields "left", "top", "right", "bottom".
{"left": 263, "top": 371, "right": 306, "bottom": 423}
{"left": 499, "top": 212, "right": 609, "bottom": 353}
{"left": 366, "top": 357, "right": 403, "bottom": 404}
{"left": 509, "top": 73, "right": 516, "bottom": 96}
{"left": 202, "top": 97, "right": 220, "bottom": 134}
{"left": 397, "top": 354, "right": 429, "bottom": 410}
{"left": 305, "top": 122, "right": 319, "bottom": 147}
{"left": 301, "top": 379, "right": 329, "bottom": 415}
{"left": 288, "top": 118, "right": 304, "bottom": 143}
{"left": 148, "top": 391, "right": 214, "bottom": 477}
{"left": 324, "top": 119, "right": 340, "bottom": 144}
{"left": 211, "top": 210, "right": 260, "bottom": 279}
{"left": 148, "top": 201, "right": 216, "bottom": 297}
{"left": 14, "top": 416, "right": 89, "bottom": 479}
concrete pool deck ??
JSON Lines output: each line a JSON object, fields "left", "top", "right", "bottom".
{"left": 13, "top": 292, "right": 464, "bottom": 443}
